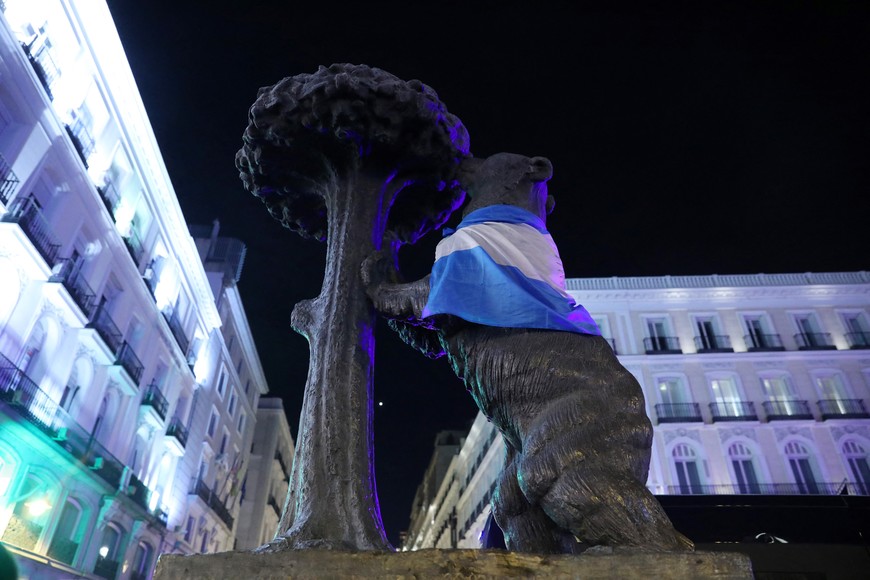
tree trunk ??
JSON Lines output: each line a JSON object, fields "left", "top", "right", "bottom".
{"left": 271, "top": 170, "right": 392, "bottom": 550}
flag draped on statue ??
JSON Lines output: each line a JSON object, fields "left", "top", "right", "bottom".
{"left": 422, "top": 205, "right": 601, "bottom": 335}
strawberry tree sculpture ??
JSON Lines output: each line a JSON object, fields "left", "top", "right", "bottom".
{"left": 236, "top": 64, "right": 469, "bottom": 550}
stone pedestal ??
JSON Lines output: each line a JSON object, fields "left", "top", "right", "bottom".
{"left": 154, "top": 548, "right": 754, "bottom": 579}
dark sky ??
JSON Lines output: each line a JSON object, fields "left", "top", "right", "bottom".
{"left": 106, "top": 0, "right": 868, "bottom": 546}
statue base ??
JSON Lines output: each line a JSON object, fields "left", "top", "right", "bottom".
{"left": 154, "top": 548, "right": 754, "bottom": 579}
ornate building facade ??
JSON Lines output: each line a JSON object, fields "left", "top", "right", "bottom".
{"left": 403, "top": 272, "right": 870, "bottom": 549}
{"left": 0, "top": 1, "right": 269, "bottom": 577}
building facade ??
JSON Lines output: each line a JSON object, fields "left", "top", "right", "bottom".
{"left": 403, "top": 272, "right": 870, "bottom": 549}
{"left": 0, "top": 1, "right": 269, "bottom": 577}
{"left": 233, "top": 397, "right": 294, "bottom": 551}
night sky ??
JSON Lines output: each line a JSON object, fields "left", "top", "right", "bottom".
{"left": 105, "top": 0, "right": 868, "bottom": 546}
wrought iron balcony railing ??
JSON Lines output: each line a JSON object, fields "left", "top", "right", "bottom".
{"left": 0, "top": 151, "right": 18, "bottom": 204}
{"left": 1, "top": 196, "right": 61, "bottom": 267}
{"left": 762, "top": 399, "right": 813, "bottom": 420}
{"left": 744, "top": 332, "right": 785, "bottom": 351}
{"left": 643, "top": 336, "right": 682, "bottom": 354}
{"left": 117, "top": 342, "right": 144, "bottom": 385}
{"left": 50, "top": 258, "right": 97, "bottom": 318}
{"left": 88, "top": 303, "right": 123, "bottom": 355}
{"left": 191, "top": 479, "right": 234, "bottom": 529}
{"left": 22, "top": 41, "right": 59, "bottom": 99}
{"left": 693, "top": 334, "right": 733, "bottom": 353}
{"left": 93, "top": 556, "right": 120, "bottom": 580}
{"left": 97, "top": 180, "right": 121, "bottom": 218}
{"left": 795, "top": 332, "right": 836, "bottom": 350}
{"left": 142, "top": 382, "right": 169, "bottom": 422}
{"left": 709, "top": 401, "right": 758, "bottom": 422}
{"left": 654, "top": 403, "right": 703, "bottom": 423}
{"left": 162, "top": 306, "right": 190, "bottom": 354}
{"left": 845, "top": 331, "right": 870, "bottom": 349}
{"left": 818, "top": 398, "right": 870, "bottom": 419}
{"left": 124, "top": 227, "right": 145, "bottom": 266}
{"left": 65, "top": 117, "right": 95, "bottom": 168}
{"left": 166, "top": 416, "right": 189, "bottom": 449}
{"left": 663, "top": 481, "right": 863, "bottom": 496}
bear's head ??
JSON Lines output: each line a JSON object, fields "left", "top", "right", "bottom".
{"left": 459, "top": 152, "right": 555, "bottom": 221}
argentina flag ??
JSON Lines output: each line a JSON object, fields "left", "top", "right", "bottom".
{"left": 422, "top": 205, "right": 601, "bottom": 335}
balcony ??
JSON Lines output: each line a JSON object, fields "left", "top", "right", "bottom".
{"left": 762, "top": 399, "right": 813, "bottom": 420}
{"left": 1, "top": 353, "right": 127, "bottom": 492}
{"left": 162, "top": 306, "right": 190, "bottom": 354}
{"left": 643, "top": 336, "right": 682, "bottom": 354}
{"left": 654, "top": 403, "right": 703, "bottom": 423}
{"left": 693, "top": 334, "right": 733, "bottom": 353}
{"left": 795, "top": 332, "right": 836, "bottom": 351}
{"left": 22, "top": 41, "right": 59, "bottom": 100}
{"left": 818, "top": 399, "right": 870, "bottom": 420}
{"left": 50, "top": 258, "right": 97, "bottom": 318}
{"left": 165, "top": 416, "right": 189, "bottom": 455}
{"left": 47, "top": 535, "right": 78, "bottom": 565}
{"left": 65, "top": 117, "right": 95, "bottom": 168}
{"left": 88, "top": 303, "right": 123, "bottom": 355}
{"left": 141, "top": 382, "right": 169, "bottom": 425}
{"left": 709, "top": 401, "right": 758, "bottom": 422}
{"left": 1, "top": 196, "right": 61, "bottom": 267}
{"left": 117, "top": 342, "right": 144, "bottom": 385}
{"left": 93, "top": 556, "right": 120, "bottom": 580}
{"left": 127, "top": 472, "right": 168, "bottom": 526}
{"left": 744, "top": 333, "right": 785, "bottom": 352}
{"left": 845, "top": 331, "right": 870, "bottom": 349}
{"left": 124, "top": 227, "right": 146, "bottom": 266}
{"left": 664, "top": 482, "right": 858, "bottom": 496}
{"left": 97, "top": 180, "right": 121, "bottom": 218}
{"left": 190, "top": 479, "right": 234, "bottom": 530}
{"left": 1, "top": 151, "right": 18, "bottom": 204}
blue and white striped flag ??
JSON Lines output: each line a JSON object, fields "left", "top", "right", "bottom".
{"left": 422, "top": 205, "right": 601, "bottom": 335}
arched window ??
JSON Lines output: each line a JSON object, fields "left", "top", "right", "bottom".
{"left": 728, "top": 442, "right": 761, "bottom": 494}
{"left": 1, "top": 473, "right": 51, "bottom": 551}
{"left": 47, "top": 498, "right": 83, "bottom": 565}
{"left": 132, "top": 541, "right": 154, "bottom": 578}
{"left": 842, "top": 440, "right": 870, "bottom": 495}
{"left": 94, "top": 522, "right": 125, "bottom": 579}
{"left": 672, "top": 443, "right": 703, "bottom": 494}
{"left": 784, "top": 441, "right": 821, "bottom": 494}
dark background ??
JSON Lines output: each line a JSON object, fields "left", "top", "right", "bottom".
{"left": 105, "top": 0, "right": 869, "bottom": 546}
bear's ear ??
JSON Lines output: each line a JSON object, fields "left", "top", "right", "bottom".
{"left": 528, "top": 156, "right": 554, "bottom": 182}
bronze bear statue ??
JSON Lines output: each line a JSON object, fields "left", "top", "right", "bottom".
{"left": 364, "top": 152, "right": 692, "bottom": 553}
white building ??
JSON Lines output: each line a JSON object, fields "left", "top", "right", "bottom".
{"left": 404, "top": 272, "right": 870, "bottom": 549}
{"left": 0, "top": 1, "right": 269, "bottom": 577}
{"left": 233, "top": 397, "right": 294, "bottom": 551}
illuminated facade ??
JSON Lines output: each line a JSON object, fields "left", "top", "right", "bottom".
{"left": 404, "top": 272, "right": 870, "bottom": 549}
{"left": 0, "top": 1, "right": 268, "bottom": 577}
{"left": 233, "top": 398, "right": 294, "bottom": 551}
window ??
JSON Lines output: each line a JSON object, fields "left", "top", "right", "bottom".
{"left": 672, "top": 444, "right": 703, "bottom": 494}
{"left": 216, "top": 369, "right": 227, "bottom": 399}
{"left": 132, "top": 541, "right": 153, "bottom": 577}
{"left": 592, "top": 316, "right": 616, "bottom": 352}
{"left": 760, "top": 374, "right": 806, "bottom": 417}
{"left": 793, "top": 312, "right": 832, "bottom": 349}
{"left": 236, "top": 359, "right": 243, "bottom": 376}
{"left": 47, "top": 499, "right": 82, "bottom": 565}
{"left": 842, "top": 440, "right": 870, "bottom": 495}
{"left": 219, "top": 432, "right": 228, "bottom": 455}
{"left": 657, "top": 376, "right": 692, "bottom": 406}
{"left": 710, "top": 376, "right": 749, "bottom": 418}
{"left": 842, "top": 312, "right": 870, "bottom": 348}
{"left": 784, "top": 441, "right": 821, "bottom": 494}
{"left": 244, "top": 380, "right": 251, "bottom": 394}
{"left": 237, "top": 412, "right": 246, "bottom": 434}
{"left": 96, "top": 522, "right": 124, "bottom": 566}
{"left": 693, "top": 315, "right": 729, "bottom": 351}
{"left": 644, "top": 317, "right": 679, "bottom": 353}
{"left": 743, "top": 314, "right": 781, "bottom": 350}
{"left": 207, "top": 409, "right": 219, "bottom": 438}
{"left": 727, "top": 442, "right": 761, "bottom": 494}
{"left": 228, "top": 392, "right": 237, "bottom": 417}
{"left": 184, "top": 516, "right": 195, "bottom": 543}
